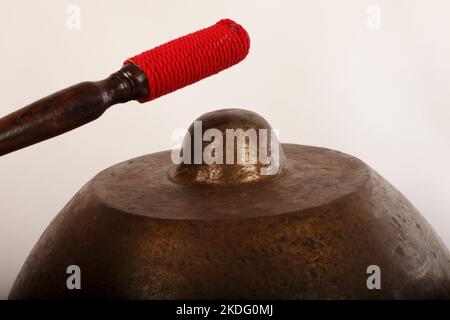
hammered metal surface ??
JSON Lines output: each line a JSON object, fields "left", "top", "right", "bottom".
{"left": 9, "top": 109, "right": 450, "bottom": 299}
{"left": 9, "top": 144, "right": 450, "bottom": 299}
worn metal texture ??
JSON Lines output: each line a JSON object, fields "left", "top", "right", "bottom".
{"left": 9, "top": 109, "right": 450, "bottom": 299}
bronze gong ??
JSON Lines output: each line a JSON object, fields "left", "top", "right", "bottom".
{"left": 9, "top": 109, "right": 450, "bottom": 299}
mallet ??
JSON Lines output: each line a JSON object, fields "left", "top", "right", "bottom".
{"left": 0, "top": 19, "right": 250, "bottom": 156}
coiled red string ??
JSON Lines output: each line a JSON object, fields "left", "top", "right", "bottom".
{"left": 125, "top": 19, "right": 250, "bottom": 102}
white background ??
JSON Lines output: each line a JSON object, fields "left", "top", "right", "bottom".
{"left": 1, "top": 0, "right": 450, "bottom": 298}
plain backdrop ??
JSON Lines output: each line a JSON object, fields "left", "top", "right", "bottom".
{"left": 1, "top": 0, "right": 450, "bottom": 298}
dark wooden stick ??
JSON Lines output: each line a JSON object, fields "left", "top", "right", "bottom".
{"left": 0, "top": 64, "right": 148, "bottom": 156}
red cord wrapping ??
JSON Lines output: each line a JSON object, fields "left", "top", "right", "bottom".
{"left": 124, "top": 19, "right": 250, "bottom": 102}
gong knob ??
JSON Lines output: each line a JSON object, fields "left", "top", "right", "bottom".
{"left": 169, "top": 109, "right": 287, "bottom": 186}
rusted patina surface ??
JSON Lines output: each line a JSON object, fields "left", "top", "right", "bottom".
{"left": 9, "top": 109, "right": 450, "bottom": 299}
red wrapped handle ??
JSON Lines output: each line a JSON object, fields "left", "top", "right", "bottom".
{"left": 125, "top": 19, "right": 250, "bottom": 102}
{"left": 0, "top": 19, "right": 250, "bottom": 156}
